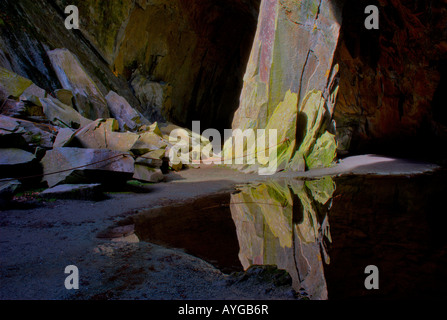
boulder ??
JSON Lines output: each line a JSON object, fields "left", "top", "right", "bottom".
{"left": 54, "top": 89, "right": 74, "bottom": 107}
{"left": 0, "top": 148, "right": 36, "bottom": 166}
{"left": 139, "top": 122, "right": 163, "bottom": 137}
{"left": 1, "top": 98, "right": 46, "bottom": 120}
{"left": 40, "top": 184, "right": 104, "bottom": 201}
{"left": 105, "top": 91, "right": 149, "bottom": 132}
{"left": 47, "top": 48, "right": 110, "bottom": 120}
{"left": 19, "top": 84, "right": 47, "bottom": 104}
{"left": 39, "top": 97, "right": 92, "bottom": 129}
{"left": 53, "top": 127, "right": 76, "bottom": 148}
{"left": 0, "top": 114, "right": 21, "bottom": 132}
{"left": 135, "top": 149, "right": 165, "bottom": 169}
{"left": 0, "top": 66, "right": 33, "bottom": 98}
{"left": 0, "top": 148, "right": 37, "bottom": 179}
{"left": 0, "top": 115, "right": 56, "bottom": 149}
{"left": 41, "top": 148, "right": 135, "bottom": 187}
{"left": 72, "top": 119, "right": 140, "bottom": 152}
{"left": 0, "top": 99, "right": 26, "bottom": 117}
{"left": 14, "top": 119, "right": 56, "bottom": 149}
{"left": 130, "top": 132, "right": 168, "bottom": 156}
{"left": 0, "top": 115, "right": 28, "bottom": 148}
{"left": 133, "top": 165, "right": 164, "bottom": 183}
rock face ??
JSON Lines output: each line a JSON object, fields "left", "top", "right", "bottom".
{"left": 229, "top": 0, "right": 343, "bottom": 172}
{"left": 1, "top": 0, "right": 445, "bottom": 177}
{"left": 333, "top": 0, "right": 447, "bottom": 157}
{"left": 47, "top": 49, "right": 110, "bottom": 120}
{"left": 53, "top": 0, "right": 260, "bottom": 130}
{"left": 41, "top": 148, "right": 135, "bottom": 187}
{"left": 0, "top": 0, "right": 140, "bottom": 110}
{"left": 230, "top": 177, "right": 335, "bottom": 300}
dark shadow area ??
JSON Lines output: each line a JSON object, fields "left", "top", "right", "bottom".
{"left": 180, "top": 0, "right": 262, "bottom": 133}
{"left": 333, "top": 0, "right": 447, "bottom": 164}
{"left": 326, "top": 171, "right": 447, "bottom": 300}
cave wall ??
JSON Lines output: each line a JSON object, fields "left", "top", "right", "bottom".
{"left": 1, "top": 0, "right": 446, "bottom": 162}
{"left": 55, "top": 0, "right": 260, "bottom": 131}
{"left": 334, "top": 0, "right": 447, "bottom": 157}
{"left": 0, "top": 0, "right": 140, "bottom": 108}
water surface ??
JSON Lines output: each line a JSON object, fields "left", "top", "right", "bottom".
{"left": 133, "top": 170, "right": 447, "bottom": 300}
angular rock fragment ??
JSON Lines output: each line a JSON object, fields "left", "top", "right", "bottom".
{"left": 105, "top": 91, "right": 149, "bottom": 132}
{"left": 40, "top": 97, "right": 92, "bottom": 129}
{"left": 47, "top": 48, "right": 110, "bottom": 120}
{"left": 133, "top": 165, "right": 164, "bottom": 183}
{"left": 131, "top": 132, "right": 168, "bottom": 156}
{"left": 0, "top": 148, "right": 37, "bottom": 179}
{"left": 53, "top": 127, "right": 76, "bottom": 148}
{"left": 1, "top": 98, "right": 46, "bottom": 120}
{"left": 0, "top": 66, "right": 33, "bottom": 98}
{"left": 72, "top": 119, "right": 140, "bottom": 151}
{"left": 135, "top": 149, "right": 165, "bottom": 169}
{"left": 41, "top": 148, "right": 134, "bottom": 187}
{"left": 19, "top": 84, "right": 46, "bottom": 103}
{"left": 139, "top": 122, "right": 163, "bottom": 137}
{"left": 0, "top": 114, "right": 20, "bottom": 132}
{"left": 14, "top": 119, "right": 56, "bottom": 149}
{"left": 0, "top": 148, "right": 36, "bottom": 166}
{"left": 54, "top": 89, "right": 74, "bottom": 107}
{"left": 0, "top": 115, "right": 28, "bottom": 148}
{"left": 0, "top": 115, "right": 56, "bottom": 149}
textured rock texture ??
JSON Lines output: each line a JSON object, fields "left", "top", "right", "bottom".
{"left": 54, "top": 0, "right": 260, "bottom": 130}
{"left": 334, "top": 0, "right": 447, "bottom": 157}
{"left": 230, "top": 0, "right": 343, "bottom": 172}
{"left": 0, "top": 0, "right": 140, "bottom": 111}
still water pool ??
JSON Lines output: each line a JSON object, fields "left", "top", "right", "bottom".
{"left": 133, "top": 170, "right": 447, "bottom": 300}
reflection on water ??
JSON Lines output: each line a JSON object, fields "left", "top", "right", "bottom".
{"left": 133, "top": 171, "right": 447, "bottom": 300}
{"left": 230, "top": 177, "right": 335, "bottom": 300}
{"left": 230, "top": 172, "right": 447, "bottom": 300}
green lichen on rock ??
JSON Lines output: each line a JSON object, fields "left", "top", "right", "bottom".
{"left": 305, "top": 131, "right": 337, "bottom": 170}
{"left": 0, "top": 67, "right": 33, "bottom": 98}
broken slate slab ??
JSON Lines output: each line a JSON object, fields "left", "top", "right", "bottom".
{"left": 105, "top": 91, "right": 149, "bottom": 132}
{"left": 133, "top": 165, "right": 165, "bottom": 183}
{"left": 40, "top": 184, "right": 104, "bottom": 201}
{"left": 41, "top": 147, "right": 135, "bottom": 187}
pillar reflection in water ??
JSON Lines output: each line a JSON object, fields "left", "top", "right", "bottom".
{"left": 230, "top": 176, "right": 335, "bottom": 300}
